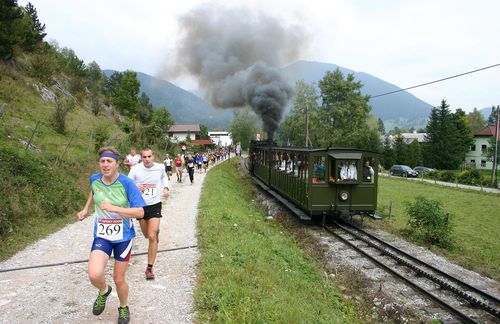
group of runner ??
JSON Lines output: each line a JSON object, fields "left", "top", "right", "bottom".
{"left": 76, "top": 145, "right": 236, "bottom": 323}
{"left": 76, "top": 146, "right": 169, "bottom": 324}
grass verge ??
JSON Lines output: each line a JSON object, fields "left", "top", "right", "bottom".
{"left": 376, "top": 176, "right": 500, "bottom": 281}
{"left": 195, "top": 160, "right": 357, "bottom": 323}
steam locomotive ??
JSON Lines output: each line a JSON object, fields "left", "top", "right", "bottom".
{"left": 249, "top": 140, "right": 379, "bottom": 221}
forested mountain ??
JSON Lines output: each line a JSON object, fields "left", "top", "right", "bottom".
{"left": 281, "top": 60, "right": 433, "bottom": 130}
{"left": 124, "top": 61, "right": 434, "bottom": 130}
{"left": 104, "top": 70, "right": 233, "bottom": 129}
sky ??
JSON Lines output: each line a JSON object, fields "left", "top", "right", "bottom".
{"left": 20, "top": 0, "right": 500, "bottom": 113}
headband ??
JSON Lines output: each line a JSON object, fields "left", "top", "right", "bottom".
{"left": 99, "top": 151, "right": 121, "bottom": 160}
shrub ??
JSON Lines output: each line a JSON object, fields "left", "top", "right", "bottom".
{"left": 437, "top": 170, "right": 456, "bottom": 183}
{"left": 457, "top": 169, "right": 483, "bottom": 186}
{"left": 404, "top": 196, "right": 454, "bottom": 249}
{"left": 93, "top": 125, "right": 110, "bottom": 152}
{"left": 0, "top": 144, "right": 83, "bottom": 237}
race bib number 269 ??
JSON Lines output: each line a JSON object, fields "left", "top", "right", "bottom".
{"left": 97, "top": 218, "right": 123, "bottom": 241}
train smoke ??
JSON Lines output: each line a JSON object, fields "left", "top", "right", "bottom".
{"left": 165, "top": 5, "right": 309, "bottom": 134}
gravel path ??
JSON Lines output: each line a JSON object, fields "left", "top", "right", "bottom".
{"left": 0, "top": 167, "right": 207, "bottom": 324}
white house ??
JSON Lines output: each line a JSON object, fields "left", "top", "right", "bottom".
{"left": 209, "top": 131, "right": 232, "bottom": 147}
{"left": 383, "top": 131, "right": 427, "bottom": 146}
{"left": 168, "top": 124, "right": 201, "bottom": 142}
{"left": 465, "top": 126, "right": 497, "bottom": 170}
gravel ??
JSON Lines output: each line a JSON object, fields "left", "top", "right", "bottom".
{"left": 0, "top": 168, "right": 205, "bottom": 324}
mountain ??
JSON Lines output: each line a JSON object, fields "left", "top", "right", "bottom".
{"left": 281, "top": 60, "right": 433, "bottom": 130}
{"left": 104, "top": 70, "right": 233, "bottom": 129}
{"left": 107, "top": 61, "right": 436, "bottom": 130}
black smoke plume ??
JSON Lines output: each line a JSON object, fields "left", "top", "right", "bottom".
{"left": 165, "top": 4, "right": 309, "bottom": 134}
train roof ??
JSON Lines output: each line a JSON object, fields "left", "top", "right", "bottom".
{"left": 250, "top": 141, "right": 379, "bottom": 155}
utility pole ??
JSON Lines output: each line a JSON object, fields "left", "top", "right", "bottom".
{"left": 305, "top": 103, "right": 309, "bottom": 148}
{"left": 491, "top": 105, "right": 499, "bottom": 188}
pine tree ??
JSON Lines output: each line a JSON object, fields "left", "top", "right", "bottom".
{"left": 423, "top": 100, "right": 473, "bottom": 169}
{"left": 0, "top": 0, "right": 23, "bottom": 59}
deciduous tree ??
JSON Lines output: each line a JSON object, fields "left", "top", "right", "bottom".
{"left": 229, "top": 109, "right": 258, "bottom": 151}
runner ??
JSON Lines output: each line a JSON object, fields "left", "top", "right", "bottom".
{"left": 202, "top": 153, "right": 208, "bottom": 173}
{"left": 185, "top": 153, "right": 195, "bottom": 184}
{"left": 163, "top": 153, "right": 172, "bottom": 181}
{"left": 174, "top": 153, "right": 183, "bottom": 183}
{"left": 76, "top": 146, "right": 146, "bottom": 324}
{"left": 195, "top": 153, "right": 203, "bottom": 174}
{"left": 124, "top": 148, "right": 141, "bottom": 171}
{"left": 128, "top": 147, "right": 170, "bottom": 280}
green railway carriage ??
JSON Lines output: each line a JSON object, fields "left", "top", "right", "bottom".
{"left": 249, "top": 140, "right": 379, "bottom": 221}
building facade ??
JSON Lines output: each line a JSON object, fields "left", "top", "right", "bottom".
{"left": 209, "top": 131, "right": 232, "bottom": 147}
{"left": 465, "top": 126, "right": 497, "bottom": 170}
{"left": 168, "top": 124, "right": 201, "bottom": 142}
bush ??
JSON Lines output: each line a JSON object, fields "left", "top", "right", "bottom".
{"left": 437, "top": 170, "right": 456, "bottom": 183}
{"left": 404, "top": 196, "right": 454, "bottom": 249}
{"left": 0, "top": 144, "right": 83, "bottom": 237}
{"left": 457, "top": 169, "right": 483, "bottom": 186}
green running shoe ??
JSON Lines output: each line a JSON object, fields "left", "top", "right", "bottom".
{"left": 92, "top": 285, "right": 112, "bottom": 315}
{"left": 118, "top": 305, "right": 130, "bottom": 324}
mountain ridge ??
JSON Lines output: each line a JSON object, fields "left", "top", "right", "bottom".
{"left": 107, "top": 60, "right": 436, "bottom": 130}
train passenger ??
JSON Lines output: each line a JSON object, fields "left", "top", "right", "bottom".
{"left": 363, "top": 159, "right": 375, "bottom": 182}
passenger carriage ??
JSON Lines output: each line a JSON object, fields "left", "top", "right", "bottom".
{"left": 249, "top": 140, "right": 379, "bottom": 221}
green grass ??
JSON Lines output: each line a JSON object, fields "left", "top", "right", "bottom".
{"left": 195, "top": 160, "right": 356, "bottom": 323}
{"left": 376, "top": 176, "right": 500, "bottom": 280}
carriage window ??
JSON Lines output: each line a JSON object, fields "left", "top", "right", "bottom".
{"left": 312, "top": 156, "right": 326, "bottom": 183}
{"left": 337, "top": 160, "right": 358, "bottom": 182}
{"left": 362, "top": 158, "right": 375, "bottom": 183}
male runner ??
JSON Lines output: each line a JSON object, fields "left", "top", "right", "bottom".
{"left": 128, "top": 147, "right": 169, "bottom": 280}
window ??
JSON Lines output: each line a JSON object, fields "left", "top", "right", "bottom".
{"left": 312, "top": 156, "right": 326, "bottom": 183}
{"left": 337, "top": 160, "right": 358, "bottom": 182}
{"left": 470, "top": 144, "right": 476, "bottom": 151}
{"left": 362, "top": 158, "right": 375, "bottom": 183}
{"left": 481, "top": 160, "right": 487, "bottom": 167}
{"left": 481, "top": 144, "right": 487, "bottom": 153}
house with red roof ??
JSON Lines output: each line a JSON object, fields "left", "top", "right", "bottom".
{"left": 465, "top": 125, "right": 498, "bottom": 169}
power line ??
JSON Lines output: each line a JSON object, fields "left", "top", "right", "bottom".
{"left": 0, "top": 244, "right": 198, "bottom": 273}
{"left": 370, "top": 63, "right": 500, "bottom": 98}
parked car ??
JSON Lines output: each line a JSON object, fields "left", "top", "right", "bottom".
{"left": 413, "top": 166, "right": 434, "bottom": 173}
{"left": 389, "top": 165, "right": 418, "bottom": 177}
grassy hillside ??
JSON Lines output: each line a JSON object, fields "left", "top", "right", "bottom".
{"left": 0, "top": 61, "right": 129, "bottom": 260}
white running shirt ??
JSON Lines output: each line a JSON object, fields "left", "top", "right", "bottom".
{"left": 128, "top": 162, "right": 169, "bottom": 205}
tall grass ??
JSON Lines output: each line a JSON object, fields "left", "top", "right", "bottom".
{"left": 377, "top": 176, "right": 500, "bottom": 280}
{"left": 195, "top": 161, "right": 356, "bottom": 323}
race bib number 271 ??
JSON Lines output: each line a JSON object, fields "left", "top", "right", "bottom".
{"left": 97, "top": 218, "right": 123, "bottom": 241}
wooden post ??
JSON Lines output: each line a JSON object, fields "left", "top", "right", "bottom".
{"left": 26, "top": 120, "right": 41, "bottom": 150}
{"left": 59, "top": 127, "right": 78, "bottom": 162}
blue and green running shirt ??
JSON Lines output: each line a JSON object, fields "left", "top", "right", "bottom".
{"left": 90, "top": 173, "right": 146, "bottom": 243}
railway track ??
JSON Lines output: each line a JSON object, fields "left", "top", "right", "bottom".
{"left": 325, "top": 222, "right": 500, "bottom": 323}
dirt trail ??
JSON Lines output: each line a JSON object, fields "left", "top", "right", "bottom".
{"left": 0, "top": 167, "right": 208, "bottom": 324}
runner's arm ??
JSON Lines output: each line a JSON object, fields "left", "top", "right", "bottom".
{"left": 77, "top": 191, "right": 93, "bottom": 221}
{"left": 100, "top": 199, "right": 144, "bottom": 219}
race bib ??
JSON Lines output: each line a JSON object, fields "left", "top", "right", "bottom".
{"left": 188, "top": 162, "right": 194, "bottom": 168}
{"left": 97, "top": 218, "right": 123, "bottom": 241}
{"left": 142, "top": 184, "right": 157, "bottom": 198}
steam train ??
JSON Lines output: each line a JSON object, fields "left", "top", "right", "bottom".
{"left": 249, "top": 140, "right": 379, "bottom": 221}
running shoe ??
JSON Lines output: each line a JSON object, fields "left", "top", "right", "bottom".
{"left": 92, "top": 285, "right": 112, "bottom": 315}
{"left": 117, "top": 305, "right": 130, "bottom": 324}
{"left": 145, "top": 267, "right": 155, "bottom": 280}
